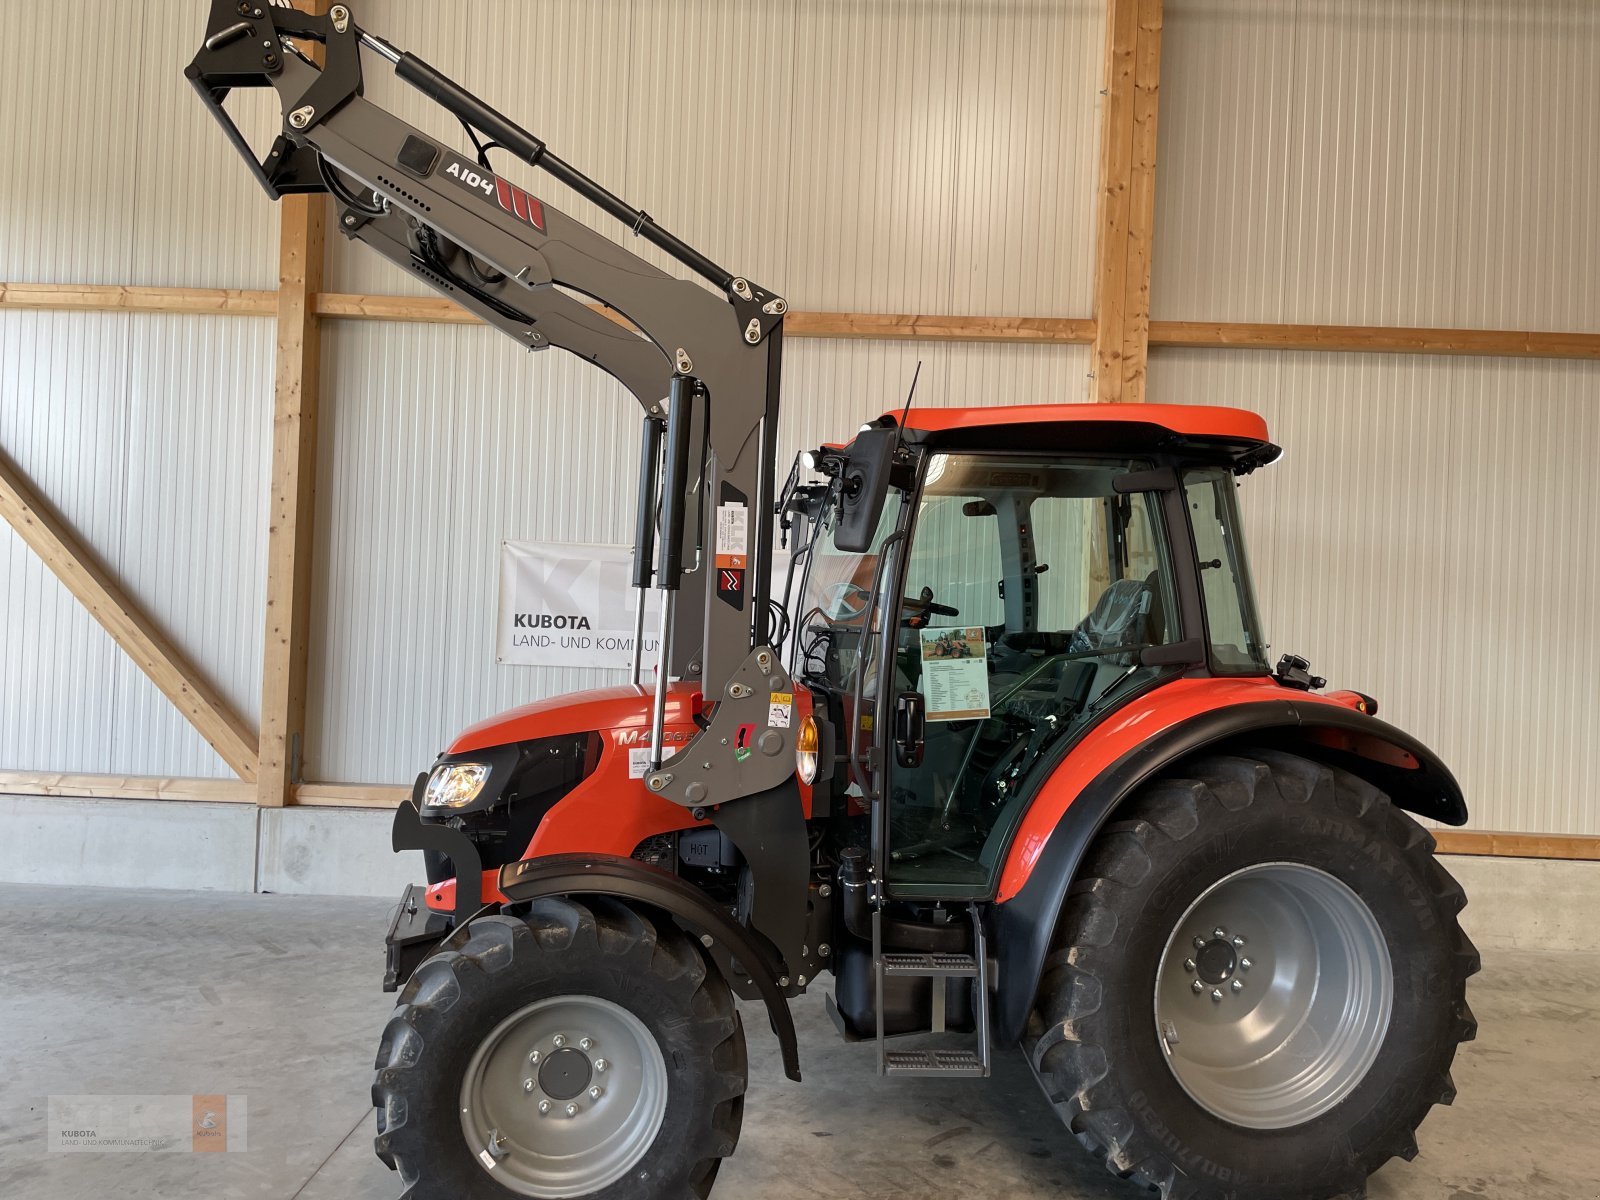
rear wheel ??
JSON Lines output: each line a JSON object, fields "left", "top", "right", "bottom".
{"left": 1029, "top": 750, "right": 1478, "bottom": 1200}
{"left": 374, "top": 898, "right": 746, "bottom": 1199}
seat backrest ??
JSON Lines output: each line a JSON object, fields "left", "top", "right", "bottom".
{"left": 1070, "top": 576, "right": 1155, "bottom": 665}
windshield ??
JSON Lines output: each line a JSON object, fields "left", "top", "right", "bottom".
{"left": 792, "top": 490, "right": 905, "bottom": 693}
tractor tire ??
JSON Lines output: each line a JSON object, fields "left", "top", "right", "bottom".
{"left": 373, "top": 897, "right": 746, "bottom": 1200}
{"left": 1028, "top": 750, "right": 1478, "bottom": 1200}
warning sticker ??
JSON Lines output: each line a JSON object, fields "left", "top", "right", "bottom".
{"left": 715, "top": 502, "right": 748, "bottom": 569}
{"left": 627, "top": 746, "right": 652, "bottom": 779}
{"left": 768, "top": 691, "right": 793, "bottom": 729}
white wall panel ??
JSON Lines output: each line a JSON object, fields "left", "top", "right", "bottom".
{"left": 0, "top": 312, "right": 271, "bottom": 779}
{"left": 1150, "top": 347, "right": 1600, "bottom": 837}
{"left": 0, "top": 0, "right": 280, "bottom": 289}
{"left": 311, "top": 323, "right": 1089, "bottom": 783}
{"left": 328, "top": 0, "right": 1105, "bottom": 316}
{"left": 0, "top": 312, "right": 132, "bottom": 774}
{"left": 1154, "top": 0, "right": 1600, "bottom": 330}
{"left": 110, "top": 315, "right": 273, "bottom": 777}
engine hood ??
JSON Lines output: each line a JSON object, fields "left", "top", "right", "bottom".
{"left": 448, "top": 682, "right": 703, "bottom": 755}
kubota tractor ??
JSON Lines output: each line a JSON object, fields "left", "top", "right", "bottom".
{"left": 190, "top": 6, "right": 1477, "bottom": 1199}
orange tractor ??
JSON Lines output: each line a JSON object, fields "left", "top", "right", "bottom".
{"left": 191, "top": 6, "right": 1476, "bottom": 1198}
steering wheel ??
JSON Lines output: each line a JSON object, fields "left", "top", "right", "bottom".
{"left": 821, "top": 580, "right": 874, "bottom": 620}
{"left": 823, "top": 581, "right": 962, "bottom": 624}
{"left": 901, "top": 586, "right": 960, "bottom": 627}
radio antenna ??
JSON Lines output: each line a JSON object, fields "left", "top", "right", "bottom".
{"left": 897, "top": 360, "right": 923, "bottom": 434}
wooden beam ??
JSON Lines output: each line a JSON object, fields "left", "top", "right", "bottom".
{"left": 257, "top": 193, "right": 327, "bottom": 807}
{"left": 1091, "top": 0, "right": 1163, "bottom": 402}
{"left": 8, "top": 283, "right": 1598, "bottom": 359}
{"left": 0, "top": 281, "right": 276, "bottom": 317}
{"left": 3, "top": 768, "right": 1594, "bottom": 863}
{"left": 313, "top": 291, "right": 1098, "bottom": 345}
{"left": 1149, "top": 320, "right": 1600, "bottom": 360}
{"left": 0, "top": 771, "right": 255, "bottom": 803}
{"left": 1433, "top": 830, "right": 1600, "bottom": 862}
{"left": 291, "top": 782, "right": 411, "bottom": 809}
{"left": 0, "top": 452, "right": 260, "bottom": 781}
{"left": 257, "top": 1, "right": 330, "bottom": 808}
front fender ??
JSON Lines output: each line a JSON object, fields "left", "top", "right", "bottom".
{"left": 990, "top": 692, "right": 1467, "bottom": 1046}
{"left": 499, "top": 853, "right": 802, "bottom": 1082}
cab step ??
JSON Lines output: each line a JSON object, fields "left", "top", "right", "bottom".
{"left": 881, "top": 951, "right": 980, "bottom": 977}
{"left": 873, "top": 902, "right": 992, "bottom": 1080}
{"left": 884, "top": 1048, "right": 986, "bottom": 1077}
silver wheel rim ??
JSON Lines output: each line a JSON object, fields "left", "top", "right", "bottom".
{"left": 459, "top": 995, "right": 668, "bottom": 1198}
{"left": 1153, "top": 862, "right": 1393, "bottom": 1130}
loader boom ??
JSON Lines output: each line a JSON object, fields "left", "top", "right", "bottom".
{"left": 187, "top": 0, "right": 811, "bottom": 959}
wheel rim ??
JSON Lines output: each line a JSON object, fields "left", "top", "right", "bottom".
{"left": 1153, "top": 862, "right": 1394, "bottom": 1130}
{"left": 459, "top": 994, "right": 668, "bottom": 1198}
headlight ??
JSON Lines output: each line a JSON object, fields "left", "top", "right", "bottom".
{"left": 795, "top": 716, "right": 819, "bottom": 785}
{"left": 424, "top": 761, "right": 492, "bottom": 809}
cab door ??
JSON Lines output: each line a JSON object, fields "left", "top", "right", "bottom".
{"left": 882, "top": 452, "right": 1184, "bottom": 898}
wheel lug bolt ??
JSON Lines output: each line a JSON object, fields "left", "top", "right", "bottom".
{"left": 1191, "top": 980, "right": 1204, "bottom": 994}
{"left": 1193, "top": 936, "right": 1207, "bottom": 950}
{"left": 579, "top": 1037, "right": 594, "bottom": 1051}
{"left": 588, "top": 1086, "right": 603, "bottom": 1100}
{"left": 1183, "top": 958, "right": 1195, "bottom": 972}
{"left": 1211, "top": 988, "right": 1223, "bottom": 1002}
{"left": 537, "top": 1100, "right": 551, "bottom": 1115}
{"left": 1231, "top": 979, "right": 1244, "bottom": 992}
{"left": 1213, "top": 927, "right": 1227, "bottom": 940}
{"left": 565, "top": 1103, "right": 578, "bottom": 1117}
{"left": 1240, "top": 957, "right": 1252, "bottom": 970}
{"left": 522, "top": 1078, "right": 536, "bottom": 1093}
{"left": 594, "top": 1059, "right": 608, "bottom": 1072}
{"left": 552, "top": 1034, "right": 566, "bottom": 1048}
{"left": 1232, "top": 935, "right": 1246, "bottom": 948}
{"left": 527, "top": 1049, "right": 541, "bottom": 1065}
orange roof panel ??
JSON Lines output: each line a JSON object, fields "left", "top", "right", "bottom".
{"left": 890, "top": 403, "right": 1271, "bottom": 444}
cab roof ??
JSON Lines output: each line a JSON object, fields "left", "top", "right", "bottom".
{"left": 883, "top": 402, "right": 1279, "bottom": 468}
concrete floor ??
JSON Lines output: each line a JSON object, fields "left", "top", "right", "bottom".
{"left": 1, "top": 886, "right": 1595, "bottom": 1200}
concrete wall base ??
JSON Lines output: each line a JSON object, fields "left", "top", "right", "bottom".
{"left": 0, "top": 796, "right": 1595, "bottom": 952}
{"left": 0, "top": 796, "right": 422, "bottom": 898}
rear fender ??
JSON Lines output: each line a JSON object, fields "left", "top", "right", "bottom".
{"left": 498, "top": 853, "right": 802, "bottom": 1082}
{"left": 989, "top": 698, "right": 1467, "bottom": 1046}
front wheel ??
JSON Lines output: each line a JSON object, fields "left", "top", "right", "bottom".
{"left": 1029, "top": 750, "right": 1478, "bottom": 1200}
{"left": 374, "top": 898, "right": 746, "bottom": 1199}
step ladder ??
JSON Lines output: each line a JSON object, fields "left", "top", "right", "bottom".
{"left": 874, "top": 903, "right": 992, "bottom": 1078}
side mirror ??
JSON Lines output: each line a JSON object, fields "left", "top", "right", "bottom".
{"left": 833, "top": 427, "right": 898, "bottom": 553}
{"left": 894, "top": 690, "right": 926, "bottom": 768}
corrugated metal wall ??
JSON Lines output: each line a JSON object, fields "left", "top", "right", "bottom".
{"left": 308, "top": 326, "right": 1090, "bottom": 782}
{"left": 308, "top": 0, "right": 1105, "bottom": 781}
{"left": 3, "top": 0, "right": 1595, "bottom": 846}
{"left": 0, "top": 311, "right": 272, "bottom": 778}
{"left": 328, "top": 0, "right": 1104, "bottom": 315}
{"left": 1150, "top": 349, "right": 1600, "bottom": 836}
{"left": 1154, "top": 0, "right": 1600, "bottom": 329}
{"left": 1152, "top": 0, "right": 1600, "bottom": 836}
{"left": 0, "top": 0, "right": 277, "bottom": 777}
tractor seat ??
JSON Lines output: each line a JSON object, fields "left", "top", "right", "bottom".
{"left": 1070, "top": 574, "right": 1163, "bottom": 666}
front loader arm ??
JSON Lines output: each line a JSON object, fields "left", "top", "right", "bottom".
{"left": 189, "top": 1, "right": 811, "bottom": 973}
{"left": 346, "top": 204, "right": 672, "bottom": 410}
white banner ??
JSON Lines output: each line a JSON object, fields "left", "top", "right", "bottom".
{"left": 497, "top": 539, "right": 794, "bottom": 670}
{"left": 498, "top": 540, "right": 659, "bottom": 669}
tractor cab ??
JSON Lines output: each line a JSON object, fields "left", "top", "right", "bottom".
{"left": 788, "top": 403, "right": 1280, "bottom": 901}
